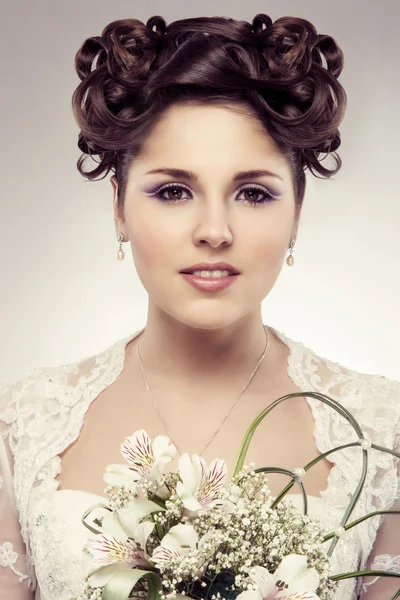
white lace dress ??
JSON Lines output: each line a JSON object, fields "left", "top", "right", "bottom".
{"left": 1, "top": 328, "right": 399, "bottom": 600}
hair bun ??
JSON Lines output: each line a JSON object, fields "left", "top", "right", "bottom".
{"left": 72, "top": 12, "right": 347, "bottom": 201}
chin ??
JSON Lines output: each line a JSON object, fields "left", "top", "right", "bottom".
{"left": 164, "top": 306, "right": 252, "bottom": 332}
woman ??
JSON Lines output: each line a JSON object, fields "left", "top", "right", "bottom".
{"left": 0, "top": 12, "right": 399, "bottom": 600}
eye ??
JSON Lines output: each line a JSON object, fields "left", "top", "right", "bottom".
{"left": 149, "top": 182, "right": 279, "bottom": 205}
{"left": 152, "top": 183, "right": 192, "bottom": 203}
{"left": 237, "top": 184, "right": 278, "bottom": 206}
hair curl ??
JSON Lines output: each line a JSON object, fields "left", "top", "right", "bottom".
{"left": 72, "top": 13, "right": 347, "bottom": 214}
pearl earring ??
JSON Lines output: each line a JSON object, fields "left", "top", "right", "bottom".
{"left": 116, "top": 232, "right": 125, "bottom": 261}
{"left": 286, "top": 239, "right": 295, "bottom": 267}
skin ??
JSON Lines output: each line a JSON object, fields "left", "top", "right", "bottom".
{"left": 112, "top": 102, "right": 302, "bottom": 397}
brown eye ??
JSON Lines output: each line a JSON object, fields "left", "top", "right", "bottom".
{"left": 237, "top": 185, "right": 277, "bottom": 206}
{"left": 166, "top": 187, "right": 184, "bottom": 200}
{"left": 243, "top": 189, "right": 262, "bottom": 203}
{"left": 153, "top": 184, "right": 192, "bottom": 203}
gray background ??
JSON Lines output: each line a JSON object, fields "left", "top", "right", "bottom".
{"left": 1, "top": 0, "right": 399, "bottom": 380}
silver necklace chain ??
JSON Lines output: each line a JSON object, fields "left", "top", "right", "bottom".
{"left": 136, "top": 324, "right": 269, "bottom": 457}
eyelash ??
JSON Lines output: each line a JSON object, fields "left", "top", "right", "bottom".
{"left": 149, "top": 182, "right": 279, "bottom": 206}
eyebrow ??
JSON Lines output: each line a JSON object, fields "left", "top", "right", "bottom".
{"left": 145, "top": 168, "right": 284, "bottom": 182}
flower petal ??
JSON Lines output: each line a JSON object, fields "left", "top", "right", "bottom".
{"left": 121, "top": 430, "right": 154, "bottom": 476}
{"left": 86, "top": 533, "right": 141, "bottom": 566}
{"left": 176, "top": 481, "right": 203, "bottom": 512}
{"left": 87, "top": 561, "right": 132, "bottom": 587}
{"left": 249, "top": 566, "right": 276, "bottom": 598}
{"left": 116, "top": 498, "right": 165, "bottom": 536}
{"left": 178, "top": 454, "right": 203, "bottom": 495}
{"left": 288, "top": 567, "right": 320, "bottom": 594}
{"left": 101, "top": 511, "right": 129, "bottom": 542}
{"left": 151, "top": 544, "right": 181, "bottom": 567}
{"left": 235, "top": 592, "right": 263, "bottom": 600}
{"left": 284, "top": 593, "right": 320, "bottom": 599}
{"left": 197, "top": 458, "right": 227, "bottom": 507}
{"left": 151, "top": 434, "right": 176, "bottom": 461}
{"left": 163, "top": 523, "right": 199, "bottom": 550}
{"left": 275, "top": 555, "right": 309, "bottom": 586}
{"left": 134, "top": 521, "right": 155, "bottom": 553}
{"left": 103, "top": 463, "right": 139, "bottom": 488}
{"left": 155, "top": 482, "right": 173, "bottom": 501}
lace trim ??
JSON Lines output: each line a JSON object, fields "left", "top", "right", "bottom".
{"left": 360, "top": 554, "right": 400, "bottom": 592}
{"left": 5, "top": 331, "right": 141, "bottom": 590}
{"left": 0, "top": 541, "right": 29, "bottom": 582}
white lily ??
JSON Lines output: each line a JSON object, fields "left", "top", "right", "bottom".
{"left": 119, "top": 429, "right": 177, "bottom": 482}
{"left": 86, "top": 498, "right": 163, "bottom": 588}
{"left": 176, "top": 453, "right": 228, "bottom": 512}
{"left": 237, "top": 555, "right": 320, "bottom": 600}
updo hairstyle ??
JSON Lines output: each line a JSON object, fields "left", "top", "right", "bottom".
{"left": 72, "top": 13, "right": 347, "bottom": 216}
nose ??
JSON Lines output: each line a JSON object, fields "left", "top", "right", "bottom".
{"left": 193, "top": 200, "right": 233, "bottom": 248}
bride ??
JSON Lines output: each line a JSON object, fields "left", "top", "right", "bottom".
{"left": 0, "top": 12, "right": 399, "bottom": 600}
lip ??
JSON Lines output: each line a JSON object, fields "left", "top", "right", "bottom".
{"left": 180, "top": 272, "right": 239, "bottom": 292}
{"left": 180, "top": 262, "right": 240, "bottom": 275}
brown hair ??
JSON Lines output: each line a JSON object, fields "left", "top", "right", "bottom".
{"left": 72, "top": 13, "right": 347, "bottom": 216}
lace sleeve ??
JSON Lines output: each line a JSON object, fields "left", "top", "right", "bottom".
{"left": 0, "top": 377, "right": 35, "bottom": 599}
{"left": 359, "top": 404, "right": 400, "bottom": 599}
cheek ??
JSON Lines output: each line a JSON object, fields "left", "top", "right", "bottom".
{"left": 127, "top": 207, "right": 178, "bottom": 280}
{"left": 241, "top": 211, "right": 293, "bottom": 272}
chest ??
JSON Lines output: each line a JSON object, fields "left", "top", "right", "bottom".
{"left": 56, "top": 371, "right": 333, "bottom": 499}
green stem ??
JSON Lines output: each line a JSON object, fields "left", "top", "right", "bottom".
{"left": 270, "top": 442, "right": 360, "bottom": 509}
{"left": 232, "top": 391, "right": 364, "bottom": 478}
{"left": 323, "top": 510, "right": 400, "bottom": 541}
{"left": 252, "top": 467, "right": 308, "bottom": 515}
{"left": 330, "top": 570, "right": 400, "bottom": 582}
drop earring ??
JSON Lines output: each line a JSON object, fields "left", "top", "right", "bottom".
{"left": 286, "top": 239, "right": 295, "bottom": 267}
{"left": 116, "top": 232, "right": 125, "bottom": 261}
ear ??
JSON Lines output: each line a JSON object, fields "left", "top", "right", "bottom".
{"left": 111, "top": 176, "right": 126, "bottom": 237}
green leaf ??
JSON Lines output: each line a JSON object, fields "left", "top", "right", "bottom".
{"left": 102, "top": 568, "right": 162, "bottom": 600}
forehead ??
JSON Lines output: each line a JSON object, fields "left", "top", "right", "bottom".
{"left": 132, "top": 103, "right": 290, "bottom": 178}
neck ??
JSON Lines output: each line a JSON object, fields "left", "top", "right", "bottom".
{"left": 128, "top": 307, "right": 281, "bottom": 395}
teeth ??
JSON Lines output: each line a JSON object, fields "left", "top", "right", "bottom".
{"left": 192, "top": 270, "right": 232, "bottom": 278}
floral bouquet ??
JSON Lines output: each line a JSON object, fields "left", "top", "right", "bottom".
{"left": 72, "top": 391, "right": 400, "bottom": 600}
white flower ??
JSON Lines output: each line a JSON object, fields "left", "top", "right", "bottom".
{"left": 237, "top": 555, "right": 320, "bottom": 599}
{"left": 86, "top": 498, "right": 163, "bottom": 587}
{"left": 176, "top": 453, "right": 227, "bottom": 512}
{"left": 151, "top": 523, "right": 199, "bottom": 567}
{"left": 122, "top": 430, "right": 176, "bottom": 480}
{"left": 104, "top": 430, "right": 176, "bottom": 487}
{"left": 103, "top": 463, "right": 137, "bottom": 488}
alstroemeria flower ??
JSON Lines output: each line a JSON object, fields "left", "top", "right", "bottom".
{"left": 108, "top": 430, "right": 176, "bottom": 485}
{"left": 86, "top": 498, "right": 163, "bottom": 587}
{"left": 237, "top": 555, "right": 320, "bottom": 600}
{"left": 151, "top": 523, "right": 199, "bottom": 567}
{"left": 176, "top": 453, "right": 228, "bottom": 512}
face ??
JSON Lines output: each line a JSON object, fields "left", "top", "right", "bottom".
{"left": 112, "top": 103, "right": 301, "bottom": 330}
